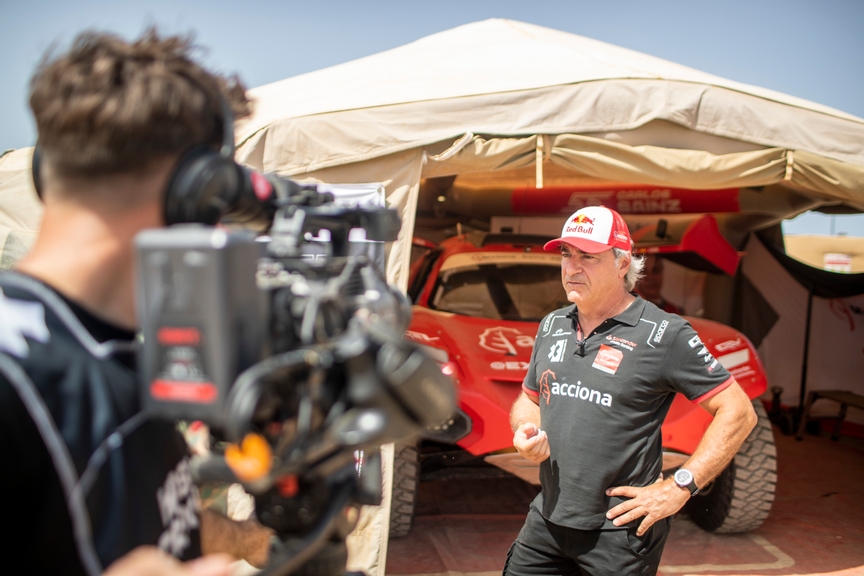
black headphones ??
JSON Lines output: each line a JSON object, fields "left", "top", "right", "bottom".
{"left": 32, "top": 95, "right": 242, "bottom": 227}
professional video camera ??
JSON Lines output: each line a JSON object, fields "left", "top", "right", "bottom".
{"left": 134, "top": 167, "right": 456, "bottom": 576}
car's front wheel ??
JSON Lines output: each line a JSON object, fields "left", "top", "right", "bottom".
{"left": 685, "top": 400, "right": 777, "bottom": 533}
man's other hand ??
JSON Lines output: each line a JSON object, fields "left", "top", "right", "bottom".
{"left": 605, "top": 477, "right": 689, "bottom": 536}
{"left": 104, "top": 546, "right": 233, "bottom": 576}
{"left": 513, "top": 423, "right": 550, "bottom": 462}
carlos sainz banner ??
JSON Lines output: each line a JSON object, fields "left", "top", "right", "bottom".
{"left": 511, "top": 185, "right": 740, "bottom": 215}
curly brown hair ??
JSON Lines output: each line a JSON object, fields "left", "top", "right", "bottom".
{"left": 29, "top": 28, "right": 251, "bottom": 177}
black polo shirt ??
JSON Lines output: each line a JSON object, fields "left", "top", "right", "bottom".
{"left": 522, "top": 295, "right": 733, "bottom": 530}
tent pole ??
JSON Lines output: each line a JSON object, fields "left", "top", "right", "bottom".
{"left": 797, "top": 287, "right": 814, "bottom": 416}
{"left": 535, "top": 136, "right": 544, "bottom": 189}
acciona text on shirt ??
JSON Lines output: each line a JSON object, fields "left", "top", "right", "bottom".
{"left": 545, "top": 379, "right": 613, "bottom": 407}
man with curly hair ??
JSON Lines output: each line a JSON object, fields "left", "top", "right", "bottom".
{"left": 0, "top": 29, "right": 270, "bottom": 575}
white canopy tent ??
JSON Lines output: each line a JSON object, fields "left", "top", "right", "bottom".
{"left": 235, "top": 18, "right": 864, "bottom": 294}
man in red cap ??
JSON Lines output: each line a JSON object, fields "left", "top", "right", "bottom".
{"left": 505, "top": 206, "right": 757, "bottom": 575}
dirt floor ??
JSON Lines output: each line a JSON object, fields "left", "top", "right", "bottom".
{"left": 386, "top": 428, "right": 864, "bottom": 576}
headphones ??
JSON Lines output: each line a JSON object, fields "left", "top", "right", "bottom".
{"left": 32, "top": 94, "right": 242, "bottom": 226}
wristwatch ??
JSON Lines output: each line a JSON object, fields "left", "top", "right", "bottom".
{"left": 673, "top": 468, "right": 700, "bottom": 496}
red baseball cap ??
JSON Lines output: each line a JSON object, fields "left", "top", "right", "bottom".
{"left": 543, "top": 206, "right": 632, "bottom": 253}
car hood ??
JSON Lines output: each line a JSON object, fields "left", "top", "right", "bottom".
{"left": 406, "top": 307, "right": 538, "bottom": 378}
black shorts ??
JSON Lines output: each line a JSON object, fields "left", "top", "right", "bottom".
{"left": 503, "top": 503, "right": 671, "bottom": 576}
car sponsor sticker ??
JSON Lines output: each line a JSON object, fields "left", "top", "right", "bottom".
{"left": 491, "top": 361, "right": 530, "bottom": 370}
{"left": 730, "top": 365, "right": 756, "bottom": 380}
{"left": 717, "top": 348, "right": 749, "bottom": 369}
{"left": 592, "top": 345, "right": 623, "bottom": 375}
{"left": 715, "top": 337, "right": 743, "bottom": 352}
{"left": 405, "top": 330, "right": 441, "bottom": 344}
{"left": 479, "top": 327, "right": 534, "bottom": 355}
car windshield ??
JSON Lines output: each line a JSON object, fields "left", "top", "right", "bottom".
{"left": 430, "top": 252, "right": 569, "bottom": 321}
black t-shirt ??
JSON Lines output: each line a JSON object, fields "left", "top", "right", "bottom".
{"left": 0, "top": 272, "right": 201, "bottom": 575}
{"left": 523, "top": 296, "right": 733, "bottom": 530}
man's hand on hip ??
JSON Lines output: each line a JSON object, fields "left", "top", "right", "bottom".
{"left": 605, "top": 477, "right": 689, "bottom": 536}
{"left": 513, "top": 423, "right": 550, "bottom": 462}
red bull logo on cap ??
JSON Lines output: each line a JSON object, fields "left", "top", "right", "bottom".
{"left": 565, "top": 212, "right": 595, "bottom": 235}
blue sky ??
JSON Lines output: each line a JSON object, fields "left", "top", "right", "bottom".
{"left": 2, "top": 0, "right": 862, "bottom": 236}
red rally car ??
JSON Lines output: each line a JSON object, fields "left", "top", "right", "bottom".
{"left": 392, "top": 226, "right": 777, "bottom": 538}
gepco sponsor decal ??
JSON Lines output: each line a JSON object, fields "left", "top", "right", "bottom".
{"left": 491, "top": 361, "right": 530, "bottom": 371}
{"left": 653, "top": 320, "right": 669, "bottom": 344}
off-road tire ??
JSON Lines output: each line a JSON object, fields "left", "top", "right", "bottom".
{"left": 685, "top": 400, "right": 777, "bottom": 533}
{"left": 389, "top": 443, "right": 420, "bottom": 539}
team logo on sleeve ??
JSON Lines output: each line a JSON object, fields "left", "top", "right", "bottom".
{"left": 592, "top": 345, "right": 623, "bottom": 375}
{"left": 688, "top": 335, "right": 720, "bottom": 372}
{"left": 548, "top": 339, "right": 567, "bottom": 362}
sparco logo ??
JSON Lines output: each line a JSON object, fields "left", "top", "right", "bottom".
{"left": 479, "top": 327, "right": 534, "bottom": 355}
{"left": 539, "top": 369, "right": 613, "bottom": 408}
{"left": 653, "top": 320, "right": 669, "bottom": 344}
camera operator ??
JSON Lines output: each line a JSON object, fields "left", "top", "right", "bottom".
{"left": 0, "top": 30, "right": 273, "bottom": 574}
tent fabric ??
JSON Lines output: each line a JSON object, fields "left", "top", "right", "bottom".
{"left": 238, "top": 79, "right": 864, "bottom": 175}
{"left": 0, "top": 147, "right": 42, "bottom": 269}
{"left": 234, "top": 19, "right": 864, "bottom": 294}
{"left": 256, "top": 132, "right": 864, "bottom": 290}
{"left": 238, "top": 19, "right": 864, "bottom": 167}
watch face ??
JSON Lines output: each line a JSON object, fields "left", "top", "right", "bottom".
{"left": 675, "top": 468, "right": 693, "bottom": 486}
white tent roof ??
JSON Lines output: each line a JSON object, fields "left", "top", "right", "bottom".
{"left": 235, "top": 17, "right": 864, "bottom": 299}
{"left": 238, "top": 18, "right": 864, "bottom": 170}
